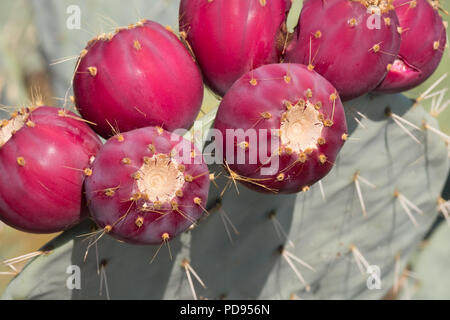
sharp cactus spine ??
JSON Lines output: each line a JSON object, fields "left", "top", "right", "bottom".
{"left": 73, "top": 19, "right": 204, "bottom": 138}
{"left": 0, "top": 107, "right": 102, "bottom": 233}
{"left": 286, "top": 0, "right": 401, "bottom": 101}
{"left": 179, "top": 0, "right": 291, "bottom": 96}
{"left": 376, "top": 0, "right": 447, "bottom": 93}
{"left": 214, "top": 63, "right": 347, "bottom": 194}
{"left": 85, "top": 126, "right": 210, "bottom": 245}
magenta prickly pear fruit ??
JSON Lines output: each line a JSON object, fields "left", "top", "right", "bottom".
{"left": 286, "top": 0, "right": 401, "bottom": 101}
{"left": 0, "top": 107, "right": 102, "bottom": 233}
{"left": 214, "top": 63, "right": 347, "bottom": 194}
{"left": 179, "top": 0, "right": 291, "bottom": 97}
{"left": 377, "top": 0, "right": 447, "bottom": 93}
{"left": 85, "top": 126, "right": 210, "bottom": 245}
{"left": 73, "top": 19, "right": 204, "bottom": 139}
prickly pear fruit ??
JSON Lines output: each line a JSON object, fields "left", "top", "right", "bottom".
{"left": 214, "top": 63, "right": 347, "bottom": 194}
{"left": 73, "top": 20, "right": 204, "bottom": 139}
{"left": 0, "top": 107, "right": 102, "bottom": 233}
{"left": 85, "top": 126, "right": 210, "bottom": 245}
{"left": 286, "top": 0, "right": 401, "bottom": 101}
{"left": 179, "top": 0, "right": 291, "bottom": 96}
{"left": 376, "top": 0, "right": 447, "bottom": 93}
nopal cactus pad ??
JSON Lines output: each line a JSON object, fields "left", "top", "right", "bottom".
{"left": 376, "top": 0, "right": 447, "bottom": 93}
{"left": 2, "top": 94, "right": 448, "bottom": 300}
{"left": 85, "top": 126, "right": 210, "bottom": 245}
{"left": 73, "top": 20, "right": 204, "bottom": 138}
{"left": 214, "top": 63, "right": 347, "bottom": 194}
{"left": 286, "top": 0, "right": 401, "bottom": 101}
{"left": 0, "top": 107, "right": 102, "bottom": 234}
{"left": 179, "top": 0, "right": 291, "bottom": 96}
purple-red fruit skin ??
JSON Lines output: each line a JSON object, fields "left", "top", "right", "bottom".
{"left": 74, "top": 20, "right": 204, "bottom": 139}
{"left": 179, "top": 0, "right": 291, "bottom": 96}
{"left": 85, "top": 127, "right": 210, "bottom": 245}
{"left": 0, "top": 107, "right": 102, "bottom": 234}
{"left": 286, "top": 0, "right": 401, "bottom": 101}
{"left": 377, "top": 0, "right": 447, "bottom": 93}
{"left": 214, "top": 64, "right": 347, "bottom": 194}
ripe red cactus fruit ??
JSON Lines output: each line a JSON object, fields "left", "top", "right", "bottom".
{"left": 85, "top": 127, "right": 210, "bottom": 245}
{"left": 0, "top": 107, "right": 102, "bottom": 233}
{"left": 376, "top": 0, "right": 447, "bottom": 93}
{"left": 285, "top": 0, "right": 401, "bottom": 101}
{"left": 214, "top": 64, "right": 347, "bottom": 194}
{"left": 179, "top": 0, "right": 292, "bottom": 97}
{"left": 73, "top": 19, "right": 204, "bottom": 139}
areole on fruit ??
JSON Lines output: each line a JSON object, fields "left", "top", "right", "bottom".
{"left": 359, "top": 0, "right": 395, "bottom": 12}
{"left": 214, "top": 63, "right": 347, "bottom": 194}
{"left": 85, "top": 126, "right": 210, "bottom": 245}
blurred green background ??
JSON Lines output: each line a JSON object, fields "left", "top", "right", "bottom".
{"left": 0, "top": 0, "right": 449, "bottom": 298}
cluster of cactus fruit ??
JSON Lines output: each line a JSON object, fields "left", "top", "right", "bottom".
{"left": 1, "top": 0, "right": 450, "bottom": 299}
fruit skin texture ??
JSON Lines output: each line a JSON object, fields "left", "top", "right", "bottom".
{"left": 214, "top": 63, "right": 347, "bottom": 194}
{"left": 377, "top": 0, "right": 447, "bottom": 93}
{"left": 0, "top": 107, "right": 102, "bottom": 234}
{"left": 73, "top": 20, "right": 204, "bottom": 139}
{"left": 85, "top": 127, "right": 210, "bottom": 245}
{"left": 179, "top": 0, "right": 291, "bottom": 97}
{"left": 286, "top": 0, "right": 401, "bottom": 101}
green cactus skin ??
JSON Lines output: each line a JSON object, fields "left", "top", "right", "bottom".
{"left": 2, "top": 93, "right": 448, "bottom": 300}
